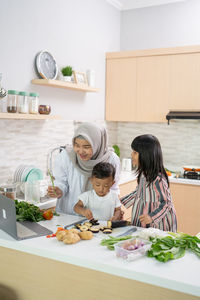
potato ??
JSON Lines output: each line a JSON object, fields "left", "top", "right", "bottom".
{"left": 56, "top": 230, "right": 69, "bottom": 241}
{"left": 63, "top": 232, "right": 80, "bottom": 244}
{"left": 68, "top": 228, "right": 80, "bottom": 234}
{"left": 79, "top": 231, "right": 93, "bottom": 240}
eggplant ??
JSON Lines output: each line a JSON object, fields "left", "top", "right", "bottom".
{"left": 111, "top": 220, "right": 131, "bottom": 228}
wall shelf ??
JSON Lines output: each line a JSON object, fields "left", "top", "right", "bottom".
{"left": 0, "top": 113, "right": 61, "bottom": 120}
{"left": 31, "top": 79, "right": 99, "bottom": 93}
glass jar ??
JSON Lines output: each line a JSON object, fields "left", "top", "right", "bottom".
{"left": 18, "top": 91, "right": 29, "bottom": 114}
{"left": 29, "top": 92, "right": 39, "bottom": 114}
{"left": 7, "top": 90, "right": 19, "bottom": 113}
{"left": 0, "top": 184, "right": 17, "bottom": 200}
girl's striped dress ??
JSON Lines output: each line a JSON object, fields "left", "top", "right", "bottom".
{"left": 121, "top": 174, "right": 177, "bottom": 232}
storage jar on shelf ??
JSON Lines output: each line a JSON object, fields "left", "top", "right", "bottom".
{"left": 29, "top": 92, "right": 39, "bottom": 114}
{"left": 7, "top": 90, "right": 19, "bottom": 113}
{"left": 18, "top": 91, "right": 29, "bottom": 114}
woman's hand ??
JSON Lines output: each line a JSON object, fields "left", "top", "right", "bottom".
{"left": 139, "top": 214, "right": 152, "bottom": 225}
{"left": 83, "top": 209, "right": 93, "bottom": 220}
{"left": 47, "top": 186, "right": 63, "bottom": 198}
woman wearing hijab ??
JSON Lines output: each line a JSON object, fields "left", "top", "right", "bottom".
{"left": 47, "top": 122, "right": 121, "bottom": 215}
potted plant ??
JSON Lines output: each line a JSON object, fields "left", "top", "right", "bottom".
{"left": 61, "top": 66, "right": 73, "bottom": 82}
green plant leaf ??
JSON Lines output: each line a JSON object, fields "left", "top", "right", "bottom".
{"left": 113, "top": 145, "right": 120, "bottom": 157}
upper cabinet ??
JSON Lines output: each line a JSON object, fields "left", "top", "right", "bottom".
{"left": 106, "top": 58, "right": 137, "bottom": 121}
{"left": 106, "top": 45, "right": 200, "bottom": 122}
{"left": 169, "top": 53, "right": 200, "bottom": 110}
{"left": 137, "top": 55, "right": 170, "bottom": 122}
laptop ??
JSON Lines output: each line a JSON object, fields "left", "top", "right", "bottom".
{"left": 0, "top": 194, "right": 53, "bottom": 240}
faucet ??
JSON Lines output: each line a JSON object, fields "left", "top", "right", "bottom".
{"left": 46, "top": 146, "right": 66, "bottom": 176}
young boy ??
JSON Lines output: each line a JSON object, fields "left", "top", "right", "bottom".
{"left": 74, "top": 162, "right": 121, "bottom": 221}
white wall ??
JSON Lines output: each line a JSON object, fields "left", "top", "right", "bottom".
{"left": 0, "top": 0, "right": 120, "bottom": 120}
{"left": 121, "top": 0, "right": 200, "bottom": 50}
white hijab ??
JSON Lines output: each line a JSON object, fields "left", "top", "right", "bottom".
{"left": 67, "top": 122, "right": 113, "bottom": 191}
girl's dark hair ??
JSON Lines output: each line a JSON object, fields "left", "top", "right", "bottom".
{"left": 92, "top": 162, "right": 115, "bottom": 179}
{"left": 131, "top": 134, "right": 168, "bottom": 186}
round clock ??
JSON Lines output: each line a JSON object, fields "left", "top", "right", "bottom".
{"left": 35, "top": 50, "right": 58, "bottom": 80}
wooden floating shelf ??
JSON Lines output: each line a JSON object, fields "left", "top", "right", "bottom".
{"left": 0, "top": 113, "right": 61, "bottom": 120}
{"left": 31, "top": 79, "right": 99, "bottom": 93}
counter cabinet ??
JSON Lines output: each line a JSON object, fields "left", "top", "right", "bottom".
{"left": 0, "top": 244, "right": 198, "bottom": 300}
{"left": 119, "top": 179, "right": 137, "bottom": 221}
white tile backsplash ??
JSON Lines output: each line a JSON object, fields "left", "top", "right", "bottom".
{"left": 106, "top": 120, "right": 200, "bottom": 173}
{"left": 0, "top": 118, "right": 199, "bottom": 183}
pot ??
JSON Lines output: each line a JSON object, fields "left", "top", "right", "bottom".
{"left": 183, "top": 166, "right": 200, "bottom": 172}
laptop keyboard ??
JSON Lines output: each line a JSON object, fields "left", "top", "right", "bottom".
{"left": 16, "top": 222, "right": 37, "bottom": 238}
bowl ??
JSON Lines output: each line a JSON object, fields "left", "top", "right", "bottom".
{"left": 38, "top": 105, "right": 51, "bottom": 115}
{"left": 114, "top": 237, "right": 151, "bottom": 261}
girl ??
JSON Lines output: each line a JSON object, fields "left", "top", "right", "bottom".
{"left": 47, "top": 122, "right": 120, "bottom": 215}
{"left": 121, "top": 134, "right": 177, "bottom": 232}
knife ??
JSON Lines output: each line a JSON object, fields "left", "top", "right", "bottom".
{"left": 116, "top": 227, "right": 137, "bottom": 237}
{"left": 64, "top": 218, "right": 87, "bottom": 229}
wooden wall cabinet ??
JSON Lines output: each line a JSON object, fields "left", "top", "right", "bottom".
{"left": 106, "top": 45, "right": 200, "bottom": 122}
{"left": 169, "top": 53, "right": 200, "bottom": 110}
{"left": 106, "top": 58, "right": 137, "bottom": 121}
{"left": 119, "top": 180, "right": 137, "bottom": 221}
{"left": 136, "top": 55, "right": 170, "bottom": 122}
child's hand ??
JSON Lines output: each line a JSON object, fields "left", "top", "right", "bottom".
{"left": 83, "top": 209, "right": 93, "bottom": 220}
{"left": 139, "top": 214, "right": 152, "bottom": 225}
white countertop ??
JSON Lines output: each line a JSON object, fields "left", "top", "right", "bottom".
{"left": 119, "top": 171, "right": 200, "bottom": 186}
{"left": 169, "top": 176, "right": 200, "bottom": 186}
{"left": 119, "top": 171, "right": 137, "bottom": 185}
{"left": 0, "top": 214, "right": 199, "bottom": 297}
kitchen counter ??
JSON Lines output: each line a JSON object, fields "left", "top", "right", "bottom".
{"left": 0, "top": 214, "right": 199, "bottom": 300}
{"left": 120, "top": 171, "right": 200, "bottom": 186}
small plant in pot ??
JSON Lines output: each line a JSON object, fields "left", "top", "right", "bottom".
{"left": 61, "top": 66, "right": 73, "bottom": 82}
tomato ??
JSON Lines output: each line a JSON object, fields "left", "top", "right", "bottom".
{"left": 42, "top": 209, "right": 53, "bottom": 220}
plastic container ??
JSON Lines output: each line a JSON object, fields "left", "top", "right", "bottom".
{"left": 18, "top": 91, "right": 29, "bottom": 113}
{"left": 0, "top": 184, "right": 17, "bottom": 200}
{"left": 29, "top": 92, "right": 39, "bottom": 114}
{"left": 114, "top": 237, "right": 151, "bottom": 261}
{"left": 7, "top": 90, "right": 19, "bottom": 113}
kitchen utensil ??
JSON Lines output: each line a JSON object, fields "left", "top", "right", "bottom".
{"left": 183, "top": 166, "right": 200, "bottom": 172}
{"left": 64, "top": 218, "right": 87, "bottom": 229}
{"left": 0, "top": 73, "right": 7, "bottom": 98}
{"left": 116, "top": 227, "right": 137, "bottom": 237}
{"left": 35, "top": 50, "right": 58, "bottom": 80}
{"left": 25, "top": 168, "right": 43, "bottom": 182}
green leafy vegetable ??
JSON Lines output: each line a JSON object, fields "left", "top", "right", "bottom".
{"left": 147, "top": 233, "right": 200, "bottom": 262}
{"left": 48, "top": 169, "right": 57, "bottom": 196}
{"left": 101, "top": 235, "right": 133, "bottom": 250}
{"left": 15, "top": 200, "right": 44, "bottom": 222}
{"left": 112, "top": 145, "right": 120, "bottom": 158}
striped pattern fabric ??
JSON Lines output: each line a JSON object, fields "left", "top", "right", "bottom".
{"left": 120, "top": 174, "right": 177, "bottom": 232}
